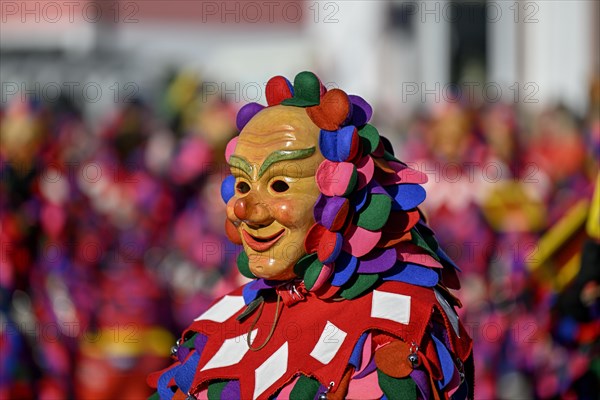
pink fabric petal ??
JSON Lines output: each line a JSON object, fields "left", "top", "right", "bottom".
{"left": 396, "top": 242, "right": 443, "bottom": 268}
{"left": 276, "top": 376, "right": 300, "bottom": 399}
{"left": 316, "top": 160, "right": 356, "bottom": 197}
{"left": 356, "top": 155, "right": 375, "bottom": 190}
{"left": 347, "top": 370, "right": 383, "bottom": 400}
{"left": 312, "top": 263, "right": 334, "bottom": 292}
{"left": 225, "top": 137, "right": 238, "bottom": 162}
{"left": 343, "top": 225, "right": 381, "bottom": 257}
{"left": 379, "top": 162, "right": 428, "bottom": 186}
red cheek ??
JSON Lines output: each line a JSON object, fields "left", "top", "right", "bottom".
{"left": 271, "top": 199, "right": 313, "bottom": 227}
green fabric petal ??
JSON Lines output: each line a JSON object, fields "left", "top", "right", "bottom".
{"left": 356, "top": 194, "right": 392, "bottom": 231}
{"left": 294, "top": 253, "right": 323, "bottom": 290}
{"left": 410, "top": 228, "right": 440, "bottom": 261}
{"left": 147, "top": 392, "right": 160, "bottom": 400}
{"left": 207, "top": 380, "right": 228, "bottom": 400}
{"left": 358, "top": 124, "right": 380, "bottom": 154}
{"left": 377, "top": 369, "right": 417, "bottom": 400}
{"left": 289, "top": 375, "right": 321, "bottom": 400}
{"left": 340, "top": 273, "right": 380, "bottom": 300}
{"left": 182, "top": 333, "right": 198, "bottom": 349}
{"left": 237, "top": 251, "right": 256, "bottom": 279}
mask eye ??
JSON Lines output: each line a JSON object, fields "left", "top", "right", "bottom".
{"left": 236, "top": 181, "right": 250, "bottom": 194}
{"left": 271, "top": 180, "right": 289, "bottom": 193}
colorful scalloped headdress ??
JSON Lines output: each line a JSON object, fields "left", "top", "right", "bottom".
{"left": 220, "top": 71, "right": 461, "bottom": 303}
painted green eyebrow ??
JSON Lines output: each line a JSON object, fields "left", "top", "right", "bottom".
{"left": 228, "top": 147, "right": 316, "bottom": 178}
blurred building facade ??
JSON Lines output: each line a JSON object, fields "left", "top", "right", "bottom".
{"left": 2, "top": 1, "right": 599, "bottom": 117}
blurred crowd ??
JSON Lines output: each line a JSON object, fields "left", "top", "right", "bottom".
{"left": 1, "top": 71, "right": 598, "bottom": 399}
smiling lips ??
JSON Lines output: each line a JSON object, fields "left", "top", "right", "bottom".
{"left": 241, "top": 228, "right": 285, "bottom": 252}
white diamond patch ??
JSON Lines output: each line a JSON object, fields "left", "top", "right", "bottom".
{"left": 201, "top": 330, "right": 257, "bottom": 371}
{"left": 253, "top": 342, "right": 288, "bottom": 400}
{"left": 194, "top": 295, "right": 245, "bottom": 322}
{"left": 371, "top": 290, "right": 411, "bottom": 325}
{"left": 310, "top": 321, "right": 347, "bottom": 364}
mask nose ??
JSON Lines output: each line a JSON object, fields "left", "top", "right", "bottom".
{"left": 234, "top": 194, "right": 274, "bottom": 227}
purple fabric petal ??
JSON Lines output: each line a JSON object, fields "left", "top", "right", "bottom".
{"left": 176, "top": 346, "right": 190, "bottom": 363}
{"left": 321, "top": 196, "right": 348, "bottom": 230}
{"left": 194, "top": 333, "right": 209, "bottom": 353}
{"left": 222, "top": 380, "right": 241, "bottom": 399}
{"left": 349, "top": 95, "right": 373, "bottom": 126}
{"left": 249, "top": 278, "right": 280, "bottom": 290}
{"left": 331, "top": 251, "right": 358, "bottom": 286}
{"left": 410, "top": 369, "right": 431, "bottom": 400}
{"left": 382, "top": 263, "right": 439, "bottom": 287}
{"left": 236, "top": 102, "right": 265, "bottom": 131}
{"left": 357, "top": 248, "right": 397, "bottom": 273}
{"left": 353, "top": 355, "right": 377, "bottom": 379}
{"left": 313, "top": 194, "right": 327, "bottom": 224}
{"left": 313, "top": 384, "right": 327, "bottom": 400}
{"left": 368, "top": 180, "right": 389, "bottom": 196}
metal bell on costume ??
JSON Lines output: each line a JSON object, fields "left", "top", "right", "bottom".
{"left": 408, "top": 341, "right": 419, "bottom": 368}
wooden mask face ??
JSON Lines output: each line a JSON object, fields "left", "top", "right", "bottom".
{"left": 226, "top": 106, "right": 324, "bottom": 280}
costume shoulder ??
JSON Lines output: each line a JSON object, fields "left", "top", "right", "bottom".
{"left": 148, "top": 281, "right": 473, "bottom": 400}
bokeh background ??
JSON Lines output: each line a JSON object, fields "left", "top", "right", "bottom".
{"left": 1, "top": 1, "right": 599, "bottom": 399}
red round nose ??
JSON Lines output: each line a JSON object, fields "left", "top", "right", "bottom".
{"left": 234, "top": 195, "right": 273, "bottom": 226}
{"left": 234, "top": 197, "right": 248, "bottom": 220}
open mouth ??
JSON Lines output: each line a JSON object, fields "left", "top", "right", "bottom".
{"left": 241, "top": 228, "right": 285, "bottom": 252}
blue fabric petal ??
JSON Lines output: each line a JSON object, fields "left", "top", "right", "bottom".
{"left": 331, "top": 251, "right": 358, "bottom": 286}
{"left": 435, "top": 245, "right": 461, "bottom": 272}
{"left": 353, "top": 187, "right": 368, "bottom": 211}
{"left": 386, "top": 184, "right": 426, "bottom": 211}
{"left": 174, "top": 351, "right": 200, "bottom": 394}
{"left": 157, "top": 364, "right": 180, "bottom": 400}
{"left": 335, "top": 125, "right": 357, "bottom": 161}
{"left": 431, "top": 334, "right": 456, "bottom": 390}
{"left": 348, "top": 332, "right": 369, "bottom": 369}
{"left": 242, "top": 282, "right": 261, "bottom": 304}
{"left": 220, "top": 175, "right": 236, "bottom": 203}
{"left": 382, "top": 263, "right": 439, "bottom": 287}
{"left": 321, "top": 232, "right": 343, "bottom": 264}
{"left": 319, "top": 126, "right": 357, "bottom": 162}
{"left": 319, "top": 129, "right": 339, "bottom": 161}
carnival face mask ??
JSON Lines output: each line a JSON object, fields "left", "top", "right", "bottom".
{"left": 226, "top": 106, "right": 324, "bottom": 280}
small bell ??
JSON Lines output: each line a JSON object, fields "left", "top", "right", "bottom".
{"left": 408, "top": 352, "right": 419, "bottom": 367}
{"left": 317, "top": 381, "right": 334, "bottom": 399}
{"left": 170, "top": 345, "right": 179, "bottom": 357}
{"left": 186, "top": 393, "right": 196, "bottom": 400}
